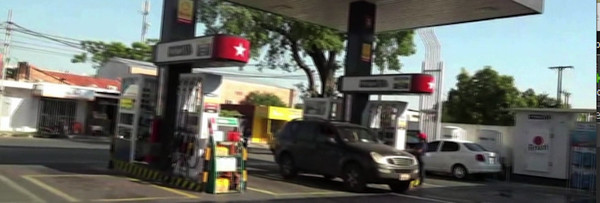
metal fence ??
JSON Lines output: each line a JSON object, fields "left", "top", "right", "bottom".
{"left": 37, "top": 98, "right": 76, "bottom": 137}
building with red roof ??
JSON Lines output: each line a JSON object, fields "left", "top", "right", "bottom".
{"left": 1, "top": 62, "right": 120, "bottom": 137}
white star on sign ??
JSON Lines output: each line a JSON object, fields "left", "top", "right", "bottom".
{"left": 428, "top": 82, "right": 435, "bottom": 90}
{"left": 234, "top": 43, "right": 246, "bottom": 57}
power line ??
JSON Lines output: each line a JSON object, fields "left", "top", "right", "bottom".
{"left": 11, "top": 44, "right": 81, "bottom": 57}
{"left": 9, "top": 23, "right": 81, "bottom": 49}
{"left": 3, "top": 22, "right": 82, "bottom": 42}
{"left": 9, "top": 39, "right": 84, "bottom": 53}
{"left": 2, "top": 31, "right": 83, "bottom": 50}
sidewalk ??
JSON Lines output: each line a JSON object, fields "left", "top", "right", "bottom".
{"left": 0, "top": 132, "right": 111, "bottom": 142}
{"left": 0, "top": 131, "right": 35, "bottom": 138}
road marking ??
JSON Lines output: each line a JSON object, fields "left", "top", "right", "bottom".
{"left": 23, "top": 175, "right": 80, "bottom": 202}
{"left": 392, "top": 193, "right": 455, "bottom": 203}
{"left": 25, "top": 174, "right": 111, "bottom": 178}
{"left": 247, "top": 187, "right": 278, "bottom": 195}
{"left": 126, "top": 178, "right": 198, "bottom": 199}
{"left": 0, "top": 175, "right": 46, "bottom": 203}
{"left": 422, "top": 182, "right": 445, "bottom": 188}
{"left": 248, "top": 187, "right": 344, "bottom": 196}
{"left": 277, "top": 191, "right": 346, "bottom": 196}
{"left": 92, "top": 196, "right": 190, "bottom": 202}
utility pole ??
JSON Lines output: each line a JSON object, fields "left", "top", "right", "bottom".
{"left": 548, "top": 66, "right": 573, "bottom": 107}
{"left": 140, "top": 0, "right": 150, "bottom": 43}
{"left": 0, "top": 9, "right": 13, "bottom": 122}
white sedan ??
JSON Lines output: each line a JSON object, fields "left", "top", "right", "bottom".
{"left": 422, "top": 139, "right": 501, "bottom": 179}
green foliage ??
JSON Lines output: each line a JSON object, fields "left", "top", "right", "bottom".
{"left": 197, "top": 0, "right": 415, "bottom": 97}
{"left": 442, "top": 66, "right": 563, "bottom": 126}
{"left": 220, "top": 110, "right": 243, "bottom": 117}
{"left": 240, "top": 91, "right": 287, "bottom": 107}
{"left": 71, "top": 39, "right": 157, "bottom": 69}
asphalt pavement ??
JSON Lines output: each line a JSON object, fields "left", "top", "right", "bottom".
{"left": 0, "top": 137, "right": 596, "bottom": 203}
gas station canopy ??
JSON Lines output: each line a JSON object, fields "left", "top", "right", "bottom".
{"left": 225, "top": 0, "right": 544, "bottom": 33}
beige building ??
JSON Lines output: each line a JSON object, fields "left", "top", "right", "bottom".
{"left": 218, "top": 78, "right": 296, "bottom": 106}
{"left": 97, "top": 58, "right": 297, "bottom": 107}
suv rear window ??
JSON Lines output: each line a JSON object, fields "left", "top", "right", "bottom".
{"left": 463, "top": 143, "right": 488, "bottom": 152}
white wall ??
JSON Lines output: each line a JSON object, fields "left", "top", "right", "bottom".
{"left": 0, "top": 87, "right": 39, "bottom": 132}
{"left": 512, "top": 111, "right": 576, "bottom": 179}
{"left": 75, "top": 100, "right": 88, "bottom": 132}
{"left": 441, "top": 123, "right": 514, "bottom": 166}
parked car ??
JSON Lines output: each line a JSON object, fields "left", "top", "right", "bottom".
{"left": 272, "top": 118, "right": 419, "bottom": 193}
{"left": 422, "top": 139, "right": 501, "bottom": 179}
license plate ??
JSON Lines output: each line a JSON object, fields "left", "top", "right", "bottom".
{"left": 489, "top": 158, "right": 495, "bottom": 164}
{"left": 399, "top": 174, "right": 410, "bottom": 181}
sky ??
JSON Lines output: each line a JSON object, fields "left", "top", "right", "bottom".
{"left": 0, "top": 0, "right": 595, "bottom": 110}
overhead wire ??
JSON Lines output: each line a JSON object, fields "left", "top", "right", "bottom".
{"left": 9, "top": 39, "right": 84, "bottom": 53}
{"left": 11, "top": 44, "right": 80, "bottom": 57}
{"left": 9, "top": 22, "right": 82, "bottom": 49}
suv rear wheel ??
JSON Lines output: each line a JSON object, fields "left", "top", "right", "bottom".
{"left": 279, "top": 154, "right": 298, "bottom": 179}
{"left": 388, "top": 181, "right": 411, "bottom": 193}
{"left": 342, "top": 164, "right": 366, "bottom": 192}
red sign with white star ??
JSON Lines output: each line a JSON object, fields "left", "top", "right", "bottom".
{"left": 410, "top": 74, "right": 435, "bottom": 94}
{"left": 213, "top": 35, "right": 251, "bottom": 63}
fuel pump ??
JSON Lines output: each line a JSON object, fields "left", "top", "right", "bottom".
{"left": 112, "top": 75, "right": 157, "bottom": 163}
{"left": 302, "top": 97, "right": 344, "bottom": 120}
{"left": 362, "top": 101, "right": 409, "bottom": 150}
{"left": 171, "top": 73, "right": 220, "bottom": 180}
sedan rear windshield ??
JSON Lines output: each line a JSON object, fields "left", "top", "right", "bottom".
{"left": 463, "top": 143, "right": 488, "bottom": 152}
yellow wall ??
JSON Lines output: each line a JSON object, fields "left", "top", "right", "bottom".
{"left": 250, "top": 106, "right": 303, "bottom": 144}
{"left": 251, "top": 114, "right": 268, "bottom": 143}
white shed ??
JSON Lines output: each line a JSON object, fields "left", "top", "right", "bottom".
{"left": 511, "top": 108, "right": 595, "bottom": 180}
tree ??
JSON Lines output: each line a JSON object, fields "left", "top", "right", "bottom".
{"left": 443, "top": 67, "right": 523, "bottom": 125}
{"left": 519, "top": 89, "right": 561, "bottom": 108}
{"left": 240, "top": 91, "right": 287, "bottom": 107}
{"left": 443, "top": 67, "right": 566, "bottom": 125}
{"left": 71, "top": 39, "right": 158, "bottom": 69}
{"left": 197, "top": 0, "right": 416, "bottom": 97}
{"left": 220, "top": 110, "right": 243, "bottom": 117}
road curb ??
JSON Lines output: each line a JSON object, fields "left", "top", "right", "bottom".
{"left": 111, "top": 159, "right": 204, "bottom": 192}
{"left": 0, "top": 133, "right": 35, "bottom": 138}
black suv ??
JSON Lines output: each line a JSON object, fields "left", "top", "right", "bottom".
{"left": 271, "top": 119, "right": 419, "bottom": 193}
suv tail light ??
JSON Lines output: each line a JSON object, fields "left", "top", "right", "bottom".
{"left": 476, "top": 154, "right": 485, "bottom": 162}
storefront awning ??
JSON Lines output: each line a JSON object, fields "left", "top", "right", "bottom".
{"left": 225, "top": 0, "right": 544, "bottom": 33}
{"left": 256, "top": 106, "right": 302, "bottom": 121}
{"left": 32, "top": 83, "right": 120, "bottom": 101}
